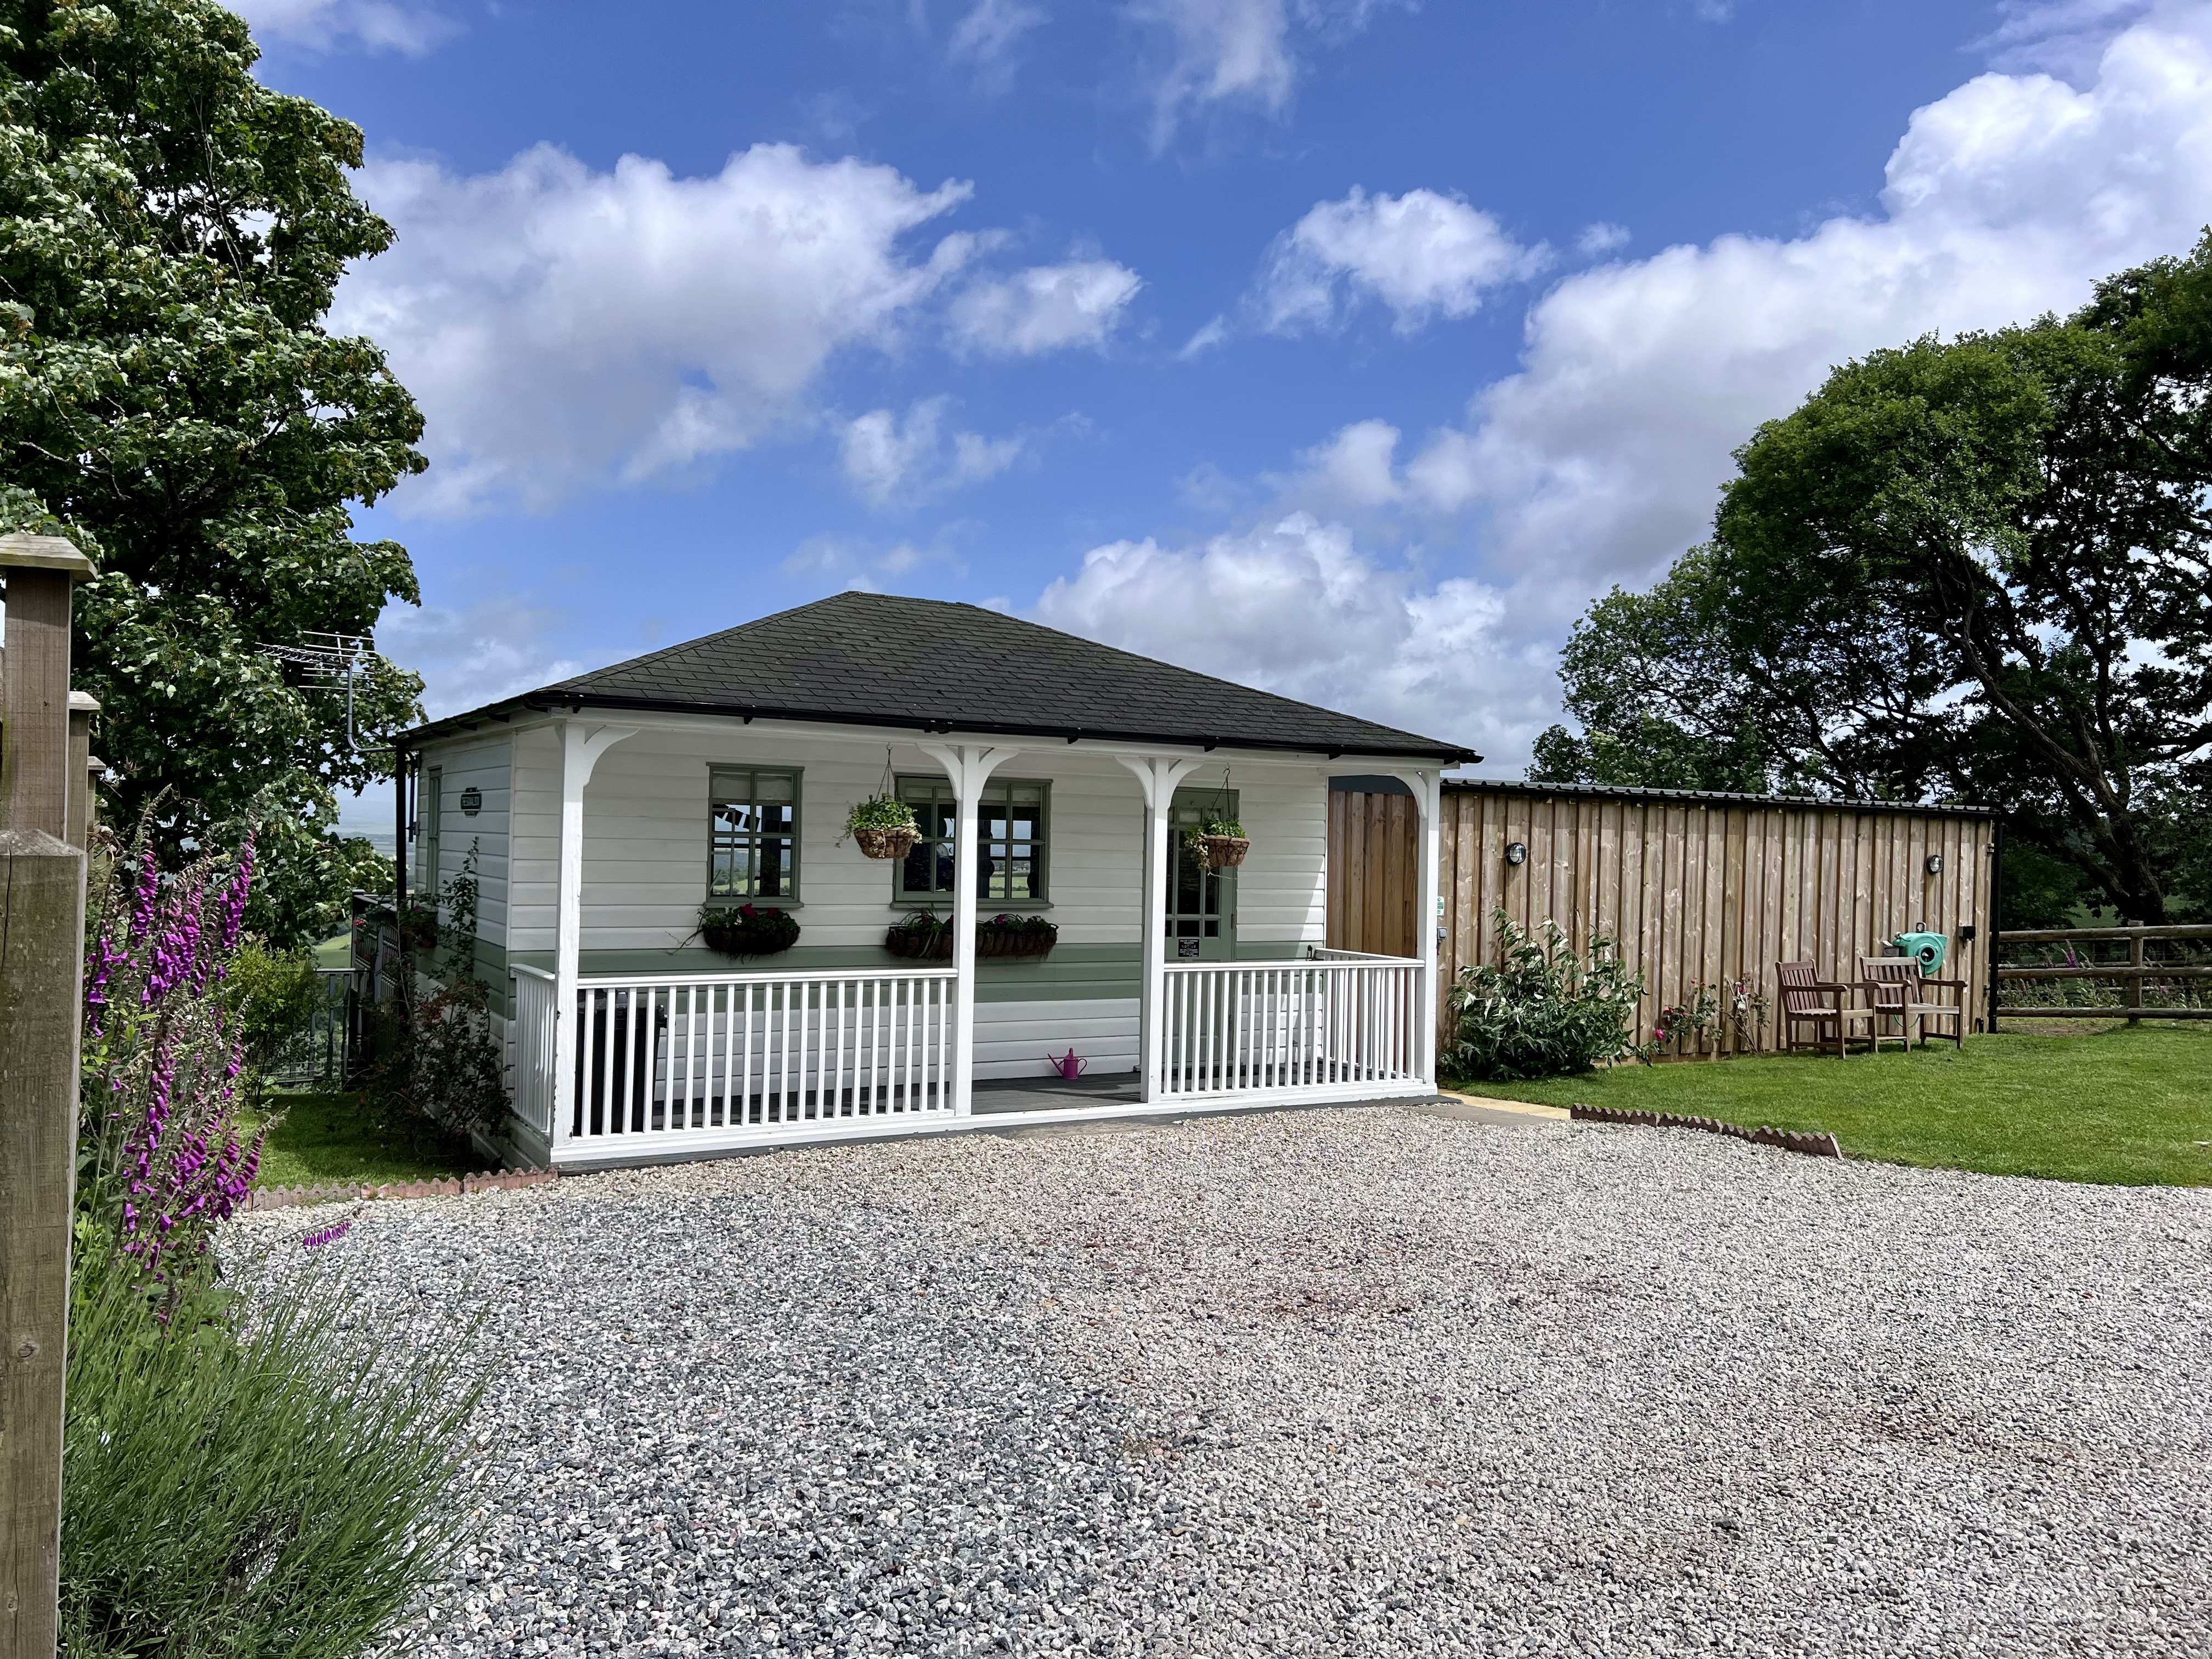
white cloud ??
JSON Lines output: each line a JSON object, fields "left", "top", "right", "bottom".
{"left": 378, "top": 600, "right": 585, "bottom": 720}
{"left": 950, "top": 0, "right": 1047, "bottom": 82}
{"left": 1979, "top": 0, "right": 2162, "bottom": 77}
{"left": 232, "top": 0, "right": 456, "bottom": 54}
{"left": 1128, "top": 0, "right": 1404, "bottom": 148}
{"left": 335, "top": 143, "right": 979, "bottom": 514}
{"left": 782, "top": 533, "right": 966, "bottom": 589}
{"left": 1576, "top": 221, "right": 1630, "bottom": 257}
{"left": 838, "top": 397, "right": 1025, "bottom": 510}
{"left": 1394, "top": 3, "right": 2212, "bottom": 624}
{"left": 1251, "top": 187, "right": 1549, "bottom": 335}
{"left": 1033, "top": 514, "right": 1553, "bottom": 760}
{"left": 947, "top": 258, "right": 1144, "bottom": 357}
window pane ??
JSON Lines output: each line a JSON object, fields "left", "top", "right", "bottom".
{"left": 902, "top": 839, "right": 936, "bottom": 893}
{"left": 759, "top": 838, "right": 792, "bottom": 896}
{"left": 756, "top": 772, "right": 793, "bottom": 802}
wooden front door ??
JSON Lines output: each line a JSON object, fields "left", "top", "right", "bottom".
{"left": 1166, "top": 788, "right": 1237, "bottom": 961}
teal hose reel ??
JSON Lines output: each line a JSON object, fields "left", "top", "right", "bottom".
{"left": 1893, "top": 931, "right": 1948, "bottom": 973}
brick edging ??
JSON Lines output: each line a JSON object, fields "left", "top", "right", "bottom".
{"left": 1569, "top": 1103, "right": 1842, "bottom": 1159}
{"left": 246, "top": 1167, "right": 557, "bottom": 1212}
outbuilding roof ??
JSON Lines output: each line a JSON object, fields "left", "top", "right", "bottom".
{"left": 405, "top": 591, "right": 1477, "bottom": 763}
{"left": 1442, "top": 776, "right": 1995, "bottom": 817}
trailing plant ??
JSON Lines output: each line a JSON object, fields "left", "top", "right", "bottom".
{"left": 358, "top": 839, "right": 509, "bottom": 1145}
{"left": 1447, "top": 910, "right": 1650, "bottom": 1081}
{"left": 890, "top": 909, "right": 951, "bottom": 938}
{"left": 979, "top": 912, "right": 1057, "bottom": 938}
{"left": 61, "top": 1238, "right": 485, "bottom": 1658}
{"left": 696, "top": 901, "right": 802, "bottom": 955}
{"left": 843, "top": 794, "right": 918, "bottom": 837}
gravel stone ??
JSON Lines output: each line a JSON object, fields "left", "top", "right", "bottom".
{"left": 231, "top": 1109, "right": 2212, "bottom": 1656}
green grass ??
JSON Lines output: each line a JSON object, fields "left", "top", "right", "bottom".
{"left": 1448, "top": 1019, "right": 2212, "bottom": 1187}
{"left": 246, "top": 1091, "right": 481, "bottom": 1189}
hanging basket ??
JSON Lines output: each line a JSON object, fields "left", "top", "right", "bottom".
{"left": 700, "top": 907, "right": 800, "bottom": 957}
{"left": 853, "top": 823, "right": 919, "bottom": 861}
{"left": 978, "top": 920, "right": 1058, "bottom": 958}
{"left": 1198, "top": 834, "right": 1250, "bottom": 872}
{"left": 884, "top": 923, "right": 954, "bottom": 961}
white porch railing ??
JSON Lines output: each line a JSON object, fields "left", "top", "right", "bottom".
{"left": 512, "top": 965, "right": 560, "bottom": 1135}
{"left": 1160, "top": 957, "right": 1424, "bottom": 1100}
{"left": 529, "top": 966, "right": 957, "bottom": 1157}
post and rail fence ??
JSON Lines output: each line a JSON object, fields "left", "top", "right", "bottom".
{"left": 1989, "top": 923, "right": 2212, "bottom": 1023}
{"left": 1, "top": 533, "right": 95, "bottom": 1659}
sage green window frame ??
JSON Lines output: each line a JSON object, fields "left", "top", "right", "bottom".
{"left": 707, "top": 765, "right": 803, "bottom": 901}
{"left": 894, "top": 775, "right": 1049, "bottom": 905}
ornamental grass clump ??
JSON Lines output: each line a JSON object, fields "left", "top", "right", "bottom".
{"left": 1448, "top": 909, "right": 1650, "bottom": 1081}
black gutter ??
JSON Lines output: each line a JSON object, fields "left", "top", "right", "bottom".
{"left": 400, "top": 691, "right": 1479, "bottom": 766}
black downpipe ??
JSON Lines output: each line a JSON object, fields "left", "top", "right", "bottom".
{"left": 393, "top": 743, "right": 410, "bottom": 956}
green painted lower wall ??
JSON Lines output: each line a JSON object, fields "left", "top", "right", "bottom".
{"left": 502, "top": 936, "right": 1317, "bottom": 1006}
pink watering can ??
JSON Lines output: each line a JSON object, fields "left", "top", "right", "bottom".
{"left": 1045, "top": 1049, "right": 1088, "bottom": 1081}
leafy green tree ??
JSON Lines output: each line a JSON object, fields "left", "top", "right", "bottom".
{"left": 0, "top": 0, "right": 425, "bottom": 944}
{"left": 1538, "top": 235, "right": 2212, "bottom": 922}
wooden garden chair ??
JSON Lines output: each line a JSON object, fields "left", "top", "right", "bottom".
{"left": 1775, "top": 960, "right": 1879, "bottom": 1057}
{"left": 1860, "top": 955, "right": 1967, "bottom": 1051}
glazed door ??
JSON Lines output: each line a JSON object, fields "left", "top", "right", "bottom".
{"left": 1165, "top": 788, "right": 1237, "bottom": 961}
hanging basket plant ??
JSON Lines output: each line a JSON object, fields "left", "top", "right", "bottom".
{"left": 845, "top": 793, "right": 919, "bottom": 861}
{"left": 1184, "top": 819, "right": 1250, "bottom": 873}
{"left": 697, "top": 902, "right": 800, "bottom": 957}
{"left": 884, "top": 911, "right": 953, "bottom": 960}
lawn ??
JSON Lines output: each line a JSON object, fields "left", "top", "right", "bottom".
{"left": 1448, "top": 1019, "right": 2212, "bottom": 1187}
{"left": 246, "top": 1092, "right": 482, "bottom": 1189}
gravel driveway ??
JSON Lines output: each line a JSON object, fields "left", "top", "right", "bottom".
{"left": 241, "top": 1108, "right": 2212, "bottom": 1657}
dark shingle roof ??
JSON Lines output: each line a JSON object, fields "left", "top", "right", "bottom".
{"left": 408, "top": 592, "right": 1476, "bottom": 762}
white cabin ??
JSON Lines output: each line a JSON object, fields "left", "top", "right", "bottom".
{"left": 394, "top": 593, "right": 1471, "bottom": 1168}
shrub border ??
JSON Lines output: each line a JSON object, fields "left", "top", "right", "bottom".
{"left": 1570, "top": 1103, "right": 1842, "bottom": 1159}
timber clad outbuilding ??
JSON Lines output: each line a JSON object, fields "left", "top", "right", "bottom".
{"left": 1328, "top": 778, "right": 1996, "bottom": 1056}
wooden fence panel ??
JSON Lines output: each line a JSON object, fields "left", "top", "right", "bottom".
{"left": 1334, "top": 785, "right": 1996, "bottom": 1058}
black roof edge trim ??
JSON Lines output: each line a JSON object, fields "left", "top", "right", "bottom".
{"left": 1444, "top": 776, "right": 1994, "bottom": 816}
{"left": 405, "top": 692, "right": 1477, "bottom": 764}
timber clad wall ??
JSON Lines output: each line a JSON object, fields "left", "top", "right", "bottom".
{"left": 1326, "top": 789, "right": 1421, "bottom": 958}
{"left": 1334, "top": 782, "right": 1995, "bottom": 1056}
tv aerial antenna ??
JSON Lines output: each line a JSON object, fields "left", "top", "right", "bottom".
{"left": 259, "top": 630, "right": 388, "bottom": 752}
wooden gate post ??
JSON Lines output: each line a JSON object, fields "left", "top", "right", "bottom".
{"left": 0, "top": 533, "right": 92, "bottom": 1659}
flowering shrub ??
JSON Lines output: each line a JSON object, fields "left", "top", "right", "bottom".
{"left": 358, "top": 839, "right": 511, "bottom": 1142}
{"left": 1448, "top": 910, "right": 1651, "bottom": 1081}
{"left": 79, "top": 816, "right": 267, "bottom": 1304}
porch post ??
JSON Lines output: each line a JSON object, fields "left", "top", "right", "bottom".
{"left": 918, "top": 742, "right": 1021, "bottom": 1116}
{"left": 549, "top": 721, "right": 638, "bottom": 1156}
{"left": 1379, "top": 766, "right": 1445, "bottom": 1086}
{"left": 1414, "top": 771, "right": 1442, "bottom": 1085}
{"left": 1116, "top": 755, "right": 1203, "bottom": 1102}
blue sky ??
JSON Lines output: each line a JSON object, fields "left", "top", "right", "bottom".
{"left": 236, "top": 0, "right": 2212, "bottom": 828}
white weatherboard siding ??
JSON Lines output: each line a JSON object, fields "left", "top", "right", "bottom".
{"left": 483, "top": 715, "right": 1335, "bottom": 1080}
{"left": 975, "top": 998, "right": 1139, "bottom": 1079}
{"left": 422, "top": 735, "right": 514, "bottom": 945}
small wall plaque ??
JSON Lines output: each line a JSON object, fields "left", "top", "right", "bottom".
{"left": 460, "top": 786, "right": 483, "bottom": 817}
{"left": 1177, "top": 937, "right": 1200, "bottom": 958}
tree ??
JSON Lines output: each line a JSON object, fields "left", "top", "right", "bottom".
{"left": 1536, "top": 236, "right": 2212, "bottom": 923}
{"left": 0, "top": 0, "right": 425, "bottom": 944}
